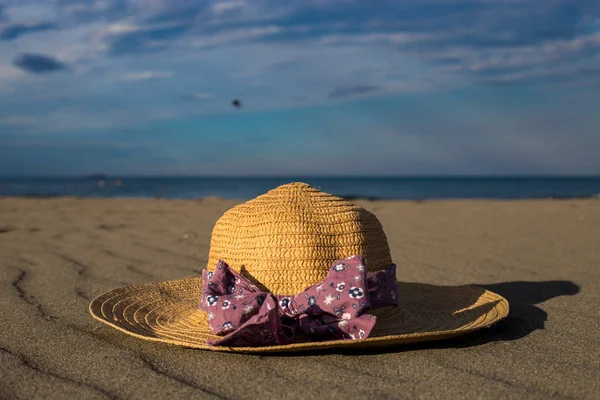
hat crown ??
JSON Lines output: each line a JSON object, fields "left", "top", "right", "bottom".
{"left": 207, "top": 182, "right": 392, "bottom": 294}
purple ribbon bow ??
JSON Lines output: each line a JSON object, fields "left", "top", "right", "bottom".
{"left": 200, "top": 255, "right": 398, "bottom": 347}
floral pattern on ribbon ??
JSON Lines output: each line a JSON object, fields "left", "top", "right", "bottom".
{"left": 199, "top": 255, "right": 398, "bottom": 347}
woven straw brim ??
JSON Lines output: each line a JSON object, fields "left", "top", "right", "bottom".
{"left": 89, "top": 278, "right": 509, "bottom": 353}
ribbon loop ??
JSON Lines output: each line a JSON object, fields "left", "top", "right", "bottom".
{"left": 200, "top": 255, "right": 398, "bottom": 347}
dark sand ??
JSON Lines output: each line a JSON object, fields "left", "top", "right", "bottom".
{"left": 0, "top": 197, "right": 598, "bottom": 399}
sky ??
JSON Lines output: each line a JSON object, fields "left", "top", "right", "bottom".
{"left": 0, "top": 0, "right": 599, "bottom": 176}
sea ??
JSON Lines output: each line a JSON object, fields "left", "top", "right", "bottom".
{"left": 0, "top": 177, "right": 599, "bottom": 200}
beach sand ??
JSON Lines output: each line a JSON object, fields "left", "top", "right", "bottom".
{"left": 0, "top": 197, "right": 598, "bottom": 399}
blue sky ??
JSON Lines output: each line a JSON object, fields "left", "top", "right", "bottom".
{"left": 0, "top": 0, "right": 599, "bottom": 176}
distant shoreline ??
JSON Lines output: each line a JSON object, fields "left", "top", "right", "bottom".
{"left": 1, "top": 176, "right": 599, "bottom": 201}
{"left": 2, "top": 193, "right": 599, "bottom": 201}
{"left": 2, "top": 175, "right": 600, "bottom": 180}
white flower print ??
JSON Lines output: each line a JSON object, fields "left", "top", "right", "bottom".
{"left": 338, "top": 320, "right": 348, "bottom": 328}
{"left": 207, "top": 312, "right": 215, "bottom": 321}
{"left": 243, "top": 305, "right": 254, "bottom": 315}
{"left": 349, "top": 333, "right": 356, "bottom": 340}
{"left": 354, "top": 275, "right": 361, "bottom": 281}
{"left": 359, "top": 329, "right": 366, "bottom": 338}
{"left": 279, "top": 297, "right": 291, "bottom": 309}
{"left": 207, "top": 271, "right": 214, "bottom": 279}
{"left": 336, "top": 282, "right": 346, "bottom": 292}
{"left": 222, "top": 321, "right": 235, "bottom": 331}
{"left": 391, "top": 290, "right": 396, "bottom": 300}
{"left": 341, "top": 313, "right": 351, "bottom": 320}
{"left": 206, "top": 295, "right": 219, "bottom": 306}
{"left": 316, "top": 284, "right": 324, "bottom": 292}
{"left": 221, "top": 300, "right": 231, "bottom": 310}
{"left": 324, "top": 294, "right": 335, "bottom": 305}
{"left": 234, "top": 294, "right": 246, "bottom": 300}
{"left": 357, "top": 264, "right": 365, "bottom": 272}
{"left": 349, "top": 287, "right": 364, "bottom": 299}
{"left": 333, "top": 263, "right": 345, "bottom": 272}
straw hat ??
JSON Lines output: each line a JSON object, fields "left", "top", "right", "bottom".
{"left": 89, "top": 182, "right": 509, "bottom": 353}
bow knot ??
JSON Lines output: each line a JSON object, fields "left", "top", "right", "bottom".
{"left": 200, "top": 255, "right": 398, "bottom": 347}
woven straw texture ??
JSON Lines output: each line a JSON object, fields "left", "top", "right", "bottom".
{"left": 207, "top": 182, "right": 392, "bottom": 294}
{"left": 89, "top": 278, "right": 509, "bottom": 353}
{"left": 89, "top": 182, "right": 509, "bottom": 353}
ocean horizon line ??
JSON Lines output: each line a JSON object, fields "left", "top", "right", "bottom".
{"left": 2, "top": 175, "right": 600, "bottom": 180}
{"left": 1, "top": 175, "right": 599, "bottom": 201}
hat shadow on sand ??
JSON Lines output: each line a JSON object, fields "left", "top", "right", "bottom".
{"left": 471, "top": 280, "right": 580, "bottom": 342}
{"left": 274, "top": 279, "right": 580, "bottom": 356}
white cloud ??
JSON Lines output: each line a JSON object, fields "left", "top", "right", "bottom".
{"left": 212, "top": 0, "right": 246, "bottom": 14}
{"left": 120, "top": 71, "right": 173, "bottom": 81}
{"left": 317, "top": 32, "right": 436, "bottom": 46}
{"left": 0, "top": 21, "right": 106, "bottom": 69}
{"left": 104, "top": 20, "right": 186, "bottom": 36}
{"left": 106, "top": 22, "right": 140, "bottom": 35}
{"left": 0, "top": 0, "right": 598, "bottom": 139}
{"left": 429, "top": 31, "right": 600, "bottom": 85}
{"left": 192, "top": 25, "right": 282, "bottom": 48}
